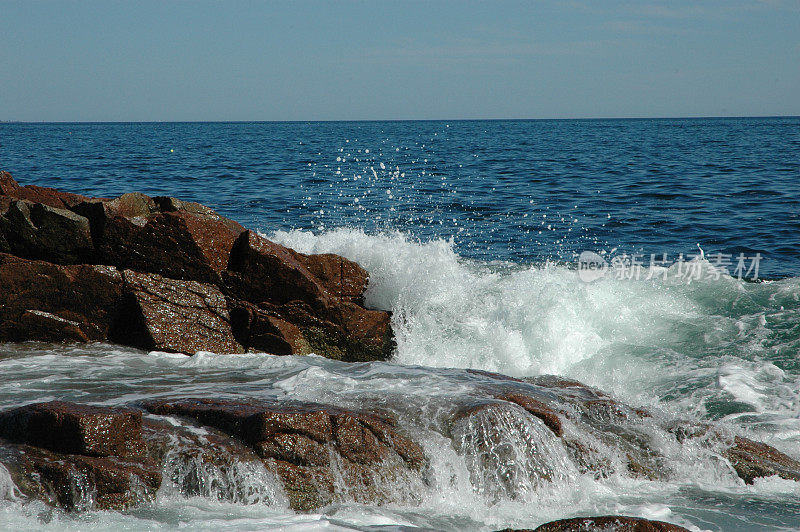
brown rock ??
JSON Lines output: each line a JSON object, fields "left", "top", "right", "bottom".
{"left": 525, "top": 515, "right": 690, "bottom": 531}
{"left": 269, "top": 459, "right": 336, "bottom": 511}
{"left": 141, "top": 416, "right": 284, "bottom": 505}
{"left": 0, "top": 441, "right": 160, "bottom": 511}
{"left": 301, "top": 253, "right": 370, "bottom": 305}
{"left": 0, "top": 254, "right": 124, "bottom": 342}
{"left": 334, "top": 414, "right": 390, "bottom": 464}
{"left": 141, "top": 397, "right": 427, "bottom": 510}
{"left": 0, "top": 401, "right": 144, "bottom": 457}
{"left": 497, "top": 393, "right": 563, "bottom": 437}
{"left": 225, "top": 230, "right": 333, "bottom": 309}
{"left": 0, "top": 171, "right": 92, "bottom": 210}
{"left": 0, "top": 199, "right": 94, "bottom": 263}
{"left": 73, "top": 192, "right": 244, "bottom": 284}
{"left": 724, "top": 435, "right": 800, "bottom": 484}
{"left": 142, "top": 398, "right": 334, "bottom": 443}
{"left": 114, "top": 270, "right": 244, "bottom": 354}
{"left": 255, "top": 432, "right": 330, "bottom": 466}
{"left": 229, "top": 302, "right": 311, "bottom": 355}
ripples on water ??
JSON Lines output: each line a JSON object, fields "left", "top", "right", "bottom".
{"left": 0, "top": 119, "right": 799, "bottom": 530}
{"left": 2, "top": 118, "right": 799, "bottom": 276}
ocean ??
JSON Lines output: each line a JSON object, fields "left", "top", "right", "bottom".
{"left": 1, "top": 118, "right": 799, "bottom": 531}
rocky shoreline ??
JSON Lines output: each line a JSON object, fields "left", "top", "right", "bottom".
{"left": 2, "top": 172, "right": 799, "bottom": 531}
{"left": 0, "top": 170, "right": 392, "bottom": 360}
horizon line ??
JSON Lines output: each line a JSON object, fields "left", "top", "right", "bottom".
{"left": 1, "top": 115, "right": 799, "bottom": 125}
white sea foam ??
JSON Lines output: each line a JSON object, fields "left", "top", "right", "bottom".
{"left": 1, "top": 229, "right": 799, "bottom": 530}
{"left": 270, "top": 229, "right": 800, "bottom": 419}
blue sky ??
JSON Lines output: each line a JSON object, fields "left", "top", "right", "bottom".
{"left": 1, "top": 0, "right": 798, "bottom": 121}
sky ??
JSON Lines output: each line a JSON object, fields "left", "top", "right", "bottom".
{"left": 1, "top": 0, "right": 799, "bottom": 121}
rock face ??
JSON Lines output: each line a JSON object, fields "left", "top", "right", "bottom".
{"left": 0, "top": 401, "right": 143, "bottom": 457}
{"left": 0, "top": 170, "right": 392, "bottom": 360}
{"left": 114, "top": 270, "right": 244, "bottom": 354}
{"left": 141, "top": 397, "right": 426, "bottom": 511}
{"left": 0, "top": 253, "right": 124, "bottom": 342}
{"left": 0, "top": 402, "right": 160, "bottom": 510}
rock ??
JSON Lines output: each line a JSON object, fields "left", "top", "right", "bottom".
{"left": 505, "top": 515, "right": 690, "bottom": 531}
{"left": 0, "top": 401, "right": 144, "bottom": 457}
{"left": 723, "top": 435, "right": 800, "bottom": 484}
{"left": 496, "top": 392, "right": 563, "bottom": 437}
{"left": 0, "top": 170, "right": 92, "bottom": 210}
{"left": 141, "top": 397, "right": 427, "bottom": 511}
{"left": 224, "top": 232, "right": 393, "bottom": 361}
{"left": 141, "top": 398, "right": 337, "bottom": 444}
{"left": 0, "top": 199, "right": 94, "bottom": 263}
{"left": 225, "top": 230, "right": 334, "bottom": 309}
{"left": 114, "top": 270, "right": 244, "bottom": 354}
{"left": 141, "top": 416, "right": 286, "bottom": 505}
{"left": 0, "top": 401, "right": 159, "bottom": 511}
{"left": 1, "top": 173, "right": 392, "bottom": 361}
{"left": 301, "top": 252, "right": 370, "bottom": 306}
{"left": 0, "top": 442, "right": 161, "bottom": 511}
{"left": 73, "top": 192, "right": 245, "bottom": 284}
{"left": 0, "top": 254, "right": 124, "bottom": 342}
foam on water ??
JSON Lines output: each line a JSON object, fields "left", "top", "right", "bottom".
{"left": 1, "top": 229, "right": 800, "bottom": 530}
{"left": 271, "top": 228, "right": 800, "bottom": 442}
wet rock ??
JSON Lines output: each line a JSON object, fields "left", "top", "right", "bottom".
{"left": 229, "top": 301, "right": 312, "bottom": 356}
{"left": 141, "top": 416, "right": 286, "bottom": 505}
{"left": 0, "top": 401, "right": 159, "bottom": 511}
{"left": 301, "top": 252, "right": 370, "bottom": 305}
{"left": 114, "top": 270, "right": 244, "bottom": 354}
{"left": 142, "top": 398, "right": 336, "bottom": 445}
{"left": 1, "top": 173, "right": 392, "bottom": 361}
{"left": 496, "top": 392, "right": 563, "bottom": 437}
{"left": 505, "top": 515, "right": 690, "bottom": 531}
{"left": 73, "top": 192, "right": 245, "bottom": 284}
{"left": 0, "top": 254, "right": 124, "bottom": 342}
{"left": 723, "top": 435, "right": 800, "bottom": 484}
{"left": 141, "top": 397, "right": 427, "bottom": 511}
{"left": 0, "top": 442, "right": 161, "bottom": 511}
{"left": 0, "top": 199, "right": 94, "bottom": 263}
{"left": 0, "top": 401, "right": 144, "bottom": 457}
{"left": 224, "top": 231, "right": 393, "bottom": 361}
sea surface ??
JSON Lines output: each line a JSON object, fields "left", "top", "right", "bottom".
{"left": 1, "top": 118, "right": 799, "bottom": 531}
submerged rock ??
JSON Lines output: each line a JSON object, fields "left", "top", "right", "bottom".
{"left": 141, "top": 397, "right": 426, "bottom": 510}
{"left": 501, "top": 515, "right": 690, "bottom": 531}
{"left": 0, "top": 170, "right": 393, "bottom": 361}
{"left": 723, "top": 435, "right": 800, "bottom": 484}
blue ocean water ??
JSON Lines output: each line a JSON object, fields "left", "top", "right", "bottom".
{"left": 2, "top": 118, "right": 798, "bottom": 278}
{"left": 2, "top": 119, "right": 800, "bottom": 531}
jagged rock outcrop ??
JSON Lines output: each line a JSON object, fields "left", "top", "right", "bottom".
{"left": 0, "top": 171, "right": 393, "bottom": 360}
{"left": 0, "top": 398, "right": 427, "bottom": 512}
{"left": 114, "top": 269, "right": 245, "bottom": 354}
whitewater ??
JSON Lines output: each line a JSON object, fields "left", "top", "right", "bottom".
{"left": 1, "top": 118, "right": 799, "bottom": 530}
{"left": 0, "top": 228, "right": 799, "bottom": 530}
